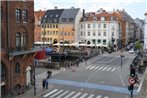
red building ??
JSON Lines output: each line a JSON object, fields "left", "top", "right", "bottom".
{"left": 34, "top": 10, "right": 45, "bottom": 42}
{"left": 1, "top": 1, "right": 35, "bottom": 96}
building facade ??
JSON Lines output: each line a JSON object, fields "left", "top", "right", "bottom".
{"left": 144, "top": 12, "right": 147, "bottom": 49}
{"left": 79, "top": 8, "right": 134, "bottom": 48}
{"left": 34, "top": 10, "right": 45, "bottom": 42}
{"left": 1, "top": 1, "right": 35, "bottom": 96}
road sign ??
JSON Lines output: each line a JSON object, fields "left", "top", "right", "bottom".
{"left": 128, "top": 77, "right": 136, "bottom": 84}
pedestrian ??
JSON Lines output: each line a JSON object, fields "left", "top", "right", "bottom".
{"left": 45, "top": 78, "right": 48, "bottom": 89}
{"left": 77, "top": 59, "right": 79, "bottom": 67}
{"left": 42, "top": 78, "right": 45, "bottom": 89}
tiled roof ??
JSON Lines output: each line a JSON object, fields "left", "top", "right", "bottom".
{"left": 42, "top": 9, "right": 64, "bottom": 23}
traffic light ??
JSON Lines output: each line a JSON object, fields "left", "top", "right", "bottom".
{"left": 130, "top": 67, "right": 136, "bottom": 77}
{"left": 128, "top": 84, "right": 134, "bottom": 91}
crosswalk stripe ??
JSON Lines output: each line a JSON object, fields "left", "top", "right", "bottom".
{"left": 106, "top": 67, "right": 112, "bottom": 71}
{"left": 56, "top": 90, "right": 69, "bottom": 98}
{"left": 79, "top": 93, "right": 88, "bottom": 98}
{"left": 98, "top": 66, "right": 103, "bottom": 70}
{"left": 86, "top": 65, "right": 92, "bottom": 69}
{"left": 64, "top": 91, "right": 76, "bottom": 98}
{"left": 71, "top": 92, "right": 82, "bottom": 98}
{"left": 104, "top": 96, "right": 109, "bottom": 98}
{"left": 50, "top": 90, "right": 64, "bottom": 98}
{"left": 43, "top": 89, "right": 58, "bottom": 97}
{"left": 90, "top": 66, "right": 96, "bottom": 70}
{"left": 95, "top": 95, "right": 102, "bottom": 98}
{"left": 87, "top": 94, "right": 95, "bottom": 98}
{"left": 111, "top": 68, "right": 116, "bottom": 72}
{"left": 102, "top": 67, "right": 108, "bottom": 71}
{"left": 94, "top": 66, "right": 99, "bottom": 70}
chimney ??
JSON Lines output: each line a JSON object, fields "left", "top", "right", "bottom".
{"left": 54, "top": 6, "right": 58, "bottom": 9}
{"left": 83, "top": 9, "right": 85, "bottom": 18}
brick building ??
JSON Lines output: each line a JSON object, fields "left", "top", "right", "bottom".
{"left": 1, "top": 1, "right": 35, "bottom": 96}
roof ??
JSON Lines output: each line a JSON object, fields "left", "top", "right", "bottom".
{"left": 34, "top": 10, "right": 45, "bottom": 21}
{"left": 59, "top": 8, "right": 80, "bottom": 23}
{"left": 42, "top": 9, "right": 64, "bottom": 23}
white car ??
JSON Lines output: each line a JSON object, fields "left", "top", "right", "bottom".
{"left": 129, "top": 49, "right": 134, "bottom": 53}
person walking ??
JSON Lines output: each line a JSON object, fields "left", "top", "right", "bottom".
{"left": 45, "top": 78, "right": 48, "bottom": 89}
{"left": 42, "top": 78, "right": 45, "bottom": 90}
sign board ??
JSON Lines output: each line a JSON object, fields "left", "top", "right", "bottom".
{"left": 128, "top": 77, "right": 136, "bottom": 84}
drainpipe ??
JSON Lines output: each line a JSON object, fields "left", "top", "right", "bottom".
{"left": 6, "top": 1, "right": 11, "bottom": 94}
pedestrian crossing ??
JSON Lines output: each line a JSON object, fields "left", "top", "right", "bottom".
{"left": 43, "top": 89, "right": 110, "bottom": 98}
{"left": 85, "top": 65, "right": 116, "bottom": 72}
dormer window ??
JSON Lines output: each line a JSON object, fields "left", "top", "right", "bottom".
{"left": 62, "top": 18, "right": 66, "bottom": 22}
{"left": 93, "top": 16, "right": 97, "bottom": 21}
{"left": 101, "top": 16, "right": 105, "bottom": 21}
{"left": 50, "top": 14, "right": 53, "bottom": 18}
{"left": 68, "top": 18, "right": 74, "bottom": 22}
{"left": 56, "top": 14, "right": 59, "bottom": 17}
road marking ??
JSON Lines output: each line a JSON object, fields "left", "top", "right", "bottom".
{"left": 79, "top": 93, "right": 88, "bottom": 98}
{"left": 102, "top": 67, "right": 108, "bottom": 71}
{"left": 90, "top": 66, "right": 95, "bottom": 70}
{"left": 106, "top": 67, "right": 112, "bottom": 71}
{"left": 87, "top": 94, "right": 95, "bottom": 98}
{"left": 94, "top": 66, "right": 100, "bottom": 70}
{"left": 111, "top": 68, "right": 116, "bottom": 72}
{"left": 95, "top": 95, "right": 102, "bottom": 98}
{"left": 64, "top": 91, "right": 76, "bottom": 98}
{"left": 50, "top": 90, "right": 64, "bottom": 98}
{"left": 43, "top": 89, "right": 58, "bottom": 97}
{"left": 56, "top": 90, "right": 69, "bottom": 98}
{"left": 98, "top": 66, "right": 103, "bottom": 70}
{"left": 86, "top": 65, "right": 92, "bottom": 69}
{"left": 71, "top": 92, "right": 82, "bottom": 98}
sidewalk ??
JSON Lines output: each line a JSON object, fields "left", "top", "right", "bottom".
{"left": 4, "top": 68, "right": 62, "bottom": 98}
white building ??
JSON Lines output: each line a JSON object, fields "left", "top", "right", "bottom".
{"left": 79, "top": 9, "right": 120, "bottom": 47}
{"left": 144, "top": 13, "right": 147, "bottom": 49}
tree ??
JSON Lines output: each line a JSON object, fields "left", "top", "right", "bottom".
{"left": 135, "top": 41, "right": 142, "bottom": 50}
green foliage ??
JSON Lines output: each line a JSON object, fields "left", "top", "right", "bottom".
{"left": 135, "top": 41, "right": 142, "bottom": 49}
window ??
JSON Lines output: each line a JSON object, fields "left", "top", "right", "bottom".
{"left": 98, "top": 31, "right": 101, "bottom": 36}
{"left": 97, "top": 39, "right": 101, "bottom": 44}
{"left": 16, "top": 32, "right": 21, "bottom": 50}
{"left": 54, "top": 19, "right": 57, "bottom": 22}
{"left": 93, "top": 31, "right": 95, "bottom": 36}
{"left": 50, "top": 31, "right": 52, "bottom": 35}
{"left": 22, "top": 33, "right": 27, "bottom": 47}
{"left": 1, "top": 64, "right": 6, "bottom": 80}
{"left": 56, "top": 14, "right": 59, "bottom": 17}
{"left": 98, "top": 23, "right": 101, "bottom": 28}
{"left": 15, "top": 63, "right": 20, "bottom": 75}
{"left": 81, "top": 24, "right": 83, "bottom": 29}
{"left": 50, "top": 24, "right": 52, "bottom": 28}
{"left": 101, "top": 17, "right": 105, "bottom": 21}
{"left": 104, "top": 24, "right": 106, "bottom": 28}
{"left": 1, "top": 7, "right": 3, "bottom": 20}
{"left": 81, "top": 31, "right": 83, "bottom": 36}
{"left": 56, "top": 31, "right": 58, "bottom": 35}
{"left": 53, "top": 31, "right": 55, "bottom": 35}
{"left": 53, "top": 24, "right": 55, "bottom": 28}
{"left": 68, "top": 18, "right": 74, "bottom": 22}
{"left": 72, "top": 32, "right": 74, "bottom": 36}
{"left": 112, "top": 32, "right": 114, "bottom": 36}
{"left": 103, "top": 39, "right": 106, "bottom": 45}
{"left": 62, "top": 18, "right": 66, "bottom": 22}
{"left": 103, "top": 32, "right": 106, "bottom": 36}
{"left": 16, "top": 9, "right": 20, "bottom": 22}
{"left": 64, "top": 32, "right": 67, "bottom": 36}
{"left": 93, "top": 23, "right": 96, "bottom": 28}
{"left": 22, "top": 10, "right": 27, "bottom": 22}
{"left": 88, "top": 24, "right": 90, "bottom": 28}
{"left": 93, "top": 17, "right": 97, "bottom": 21}
{"left": 88, "top": 32, "right": 90, "bottom": 36}
{"left": 68, "top": 32, "right": 70, "bottom": 36}
{"left": 56, "top": 24, "right": 58, "bottom": 28}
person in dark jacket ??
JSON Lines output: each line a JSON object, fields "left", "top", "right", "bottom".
{"left": 42, "top": 78, "right": 45, "bottom": 89}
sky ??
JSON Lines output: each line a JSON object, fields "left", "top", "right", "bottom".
{"left": 34, "top": 0, "right": 147, "bottom": 19}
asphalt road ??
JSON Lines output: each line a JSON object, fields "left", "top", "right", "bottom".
{"left": 37, "top": 51, "right": 142, "bottom": 98}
